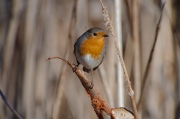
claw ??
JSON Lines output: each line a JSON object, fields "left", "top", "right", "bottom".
{"left": 72, "top": 64, "right": 79, "bottom": 72}
{"left": 89, "top": 70, "right": 94, "bottom": 89}
{"left": 88, "top": 81, "right": 94, "bottom": 89}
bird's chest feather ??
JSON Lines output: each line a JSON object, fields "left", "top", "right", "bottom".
{"left": 79, "top": 37, "right": 105, "bottom": 59}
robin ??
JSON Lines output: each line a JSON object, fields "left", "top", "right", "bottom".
{"left": 74, "top": 27, "right": 108, "bottom": 88}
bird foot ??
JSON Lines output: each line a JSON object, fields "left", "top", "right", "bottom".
{"left": 72, "top": 64, "right": 79, "bottom": 72}
{"left": 88, "top": 81, "right": 94, "bottom": 89}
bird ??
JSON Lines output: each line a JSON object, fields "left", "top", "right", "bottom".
{"left": 74, "top": 27, "right": 108, "bottom": 88}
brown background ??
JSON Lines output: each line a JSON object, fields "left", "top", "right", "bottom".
{"left": 0, "top": 0, "right": 180, "bottom": 119}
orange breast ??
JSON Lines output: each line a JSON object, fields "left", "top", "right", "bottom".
{"left": 80, "top": 36, "right": 105, "bottom": 59}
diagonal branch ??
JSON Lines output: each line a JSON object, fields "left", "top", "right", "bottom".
{"left": 0, "top": 90, "right": 23, "bottom": 119}
{"left": 137, "top": 2, "right": 165, "bottom": 108}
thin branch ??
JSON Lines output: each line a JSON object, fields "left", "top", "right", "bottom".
{"left": 137, "top": 2, "right": 165, "bottom": 108}
{"left": 98, "top": 0, "right": 138, "bottom": 118}
{"left": 45, "top": 57, "right": 73, "bottom": 67}
{"left": 0, "top": 90, "right": 23, "bottom": 119}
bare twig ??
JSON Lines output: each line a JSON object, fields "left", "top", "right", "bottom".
{"left": 137, "top": 3, "right": 165, "bottom": 108}
{"left": 45, "top": 57, "right": 72, "bottom": 67}
{"left": 0, "top": 90, "right": 23, "bottom": 119}
{"left": 98, "top": 0, "right": 138, "bottom": 118}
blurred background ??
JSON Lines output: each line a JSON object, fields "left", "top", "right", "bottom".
{"left": 0, "top": 0, "right": 180, "bottom": 119}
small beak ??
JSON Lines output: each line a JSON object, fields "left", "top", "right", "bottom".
{"left": 103, "top": 34, "right": 109, "bottom": 37}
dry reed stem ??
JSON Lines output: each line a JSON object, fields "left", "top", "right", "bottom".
{"left": 53, "top": 63, "right": 68, "bottom": 119}
{"left": 124, "top": 0, "right": 132, "bottom": 34}
{"left": 172, "top": 30, "right": 180, "bottom": 101}
{"left": 165, "top": 5, "right": 180, "bottom": 45}
{"left": 53, "top": 0, "right": 78, "bottom": 118}
{"left": 0, "top": 0, "right": 23, "bottom": 118}
{"left": 173, "top": 28, "right": 180, "bottom": 45}
{"left": 137, "top": 3, "right": 165, "bottom": 108}
{"left": 98, "top": 66, "right": 114, "bottom": 107}
{"left": 1, "top": 0, "right": 22, "bottom": 97}
{"left": 132, "top": 0, "right": 141, "bottom": 103}
{"left": 99, "top": 0, "right": 134, "bottom": 97}
{"left": 0, "top": 90, "right": 23, "bottom": 119}
{"left": 114, "top": 0, "right": 124, "bottom": 107}
{"left": 99, "top": 0, "right": 138, "bottom": 118}
{"left": 170, "top": 16, "right": 180, "bottom": 101}
{"left": 53, "top": 48, "right": 70, "bottom": 119}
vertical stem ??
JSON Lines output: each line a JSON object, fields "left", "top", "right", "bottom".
{"left": 137, "top": 3, "right": 165, "bottom": 108}
{"left": 130, "top": 96, "right": 138, "bottom": 118}
{"left": 114, "top": 0, "right": 124, "bottom": 107}
{"left": 53, "top": 0, "right": 78, "bottom": 118}
{"left": 99, "top": 0, "right": 139, "bottom": 118}
{"left": 132, "top": 0, "right": 141, "bottom": 103}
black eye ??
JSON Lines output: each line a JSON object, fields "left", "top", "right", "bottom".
{"left": 93, "top": 33, "right": 97, "bottom": 36}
